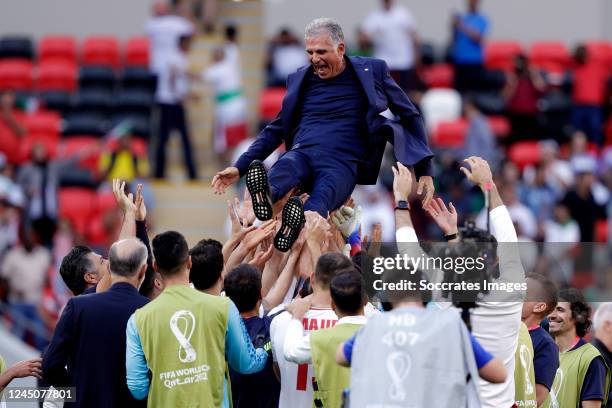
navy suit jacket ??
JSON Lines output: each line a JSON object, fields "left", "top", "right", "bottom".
{"left": 43, "top": 283, "right": 149, "bottom": 408}
{"left": 235, "top": 56, "right": 434, "bottom": 185}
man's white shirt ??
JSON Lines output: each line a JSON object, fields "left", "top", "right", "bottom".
{"left": 146, "top": 15, "right": 194, "bottom": 74}
{"left": 396, "top": 205, "right": 524, "bottom": 408}
{"left": 155, "top": 50, "right": 188, "bottom": 104}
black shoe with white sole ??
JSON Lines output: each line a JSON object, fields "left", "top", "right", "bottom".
{"left": 274, "top": 197, "right": 305, "bottom": 252}
{"left": 246, "top": 160, "right": 273, "bottom": 221}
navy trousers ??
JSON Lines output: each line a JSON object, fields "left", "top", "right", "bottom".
{"left": 267, "top": 149, "right": 358, "bottom": 217}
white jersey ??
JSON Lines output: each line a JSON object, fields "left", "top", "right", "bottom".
{"left": 271, "top": 307, "right": 338, "bottom": 408}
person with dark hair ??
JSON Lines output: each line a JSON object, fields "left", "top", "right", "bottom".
{"left": 43, "top": 238, "right": 149, "bottom": 408}
{"left": 59, "top": 246, "right": 107, "bottom": 296}
{"left": 521, "top": 273, "right": 560, "bottom": 406}
{"left": 126, "top": 231, "right": 268, "bottom": 407}
{"left": 283, "top": 271, "right": 367, "bottom": 408}
{"left": 547, "top": 288, "right": 611, "bottom": 408}
{"left": 224, "top": 264, "right": 280, "bottom": 408}
{"left": 337, "top": 265, "right": 506, "bottom": 408}
{"left": 189, "top": 238, "right": 224, "bottom": 295}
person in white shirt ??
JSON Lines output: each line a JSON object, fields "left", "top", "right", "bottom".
{"left": 362, "top": 0, "right": 420, "bottom": 92}
{"left": 270, "top": 253, "right": 377, "bottom": 408}
{"left": 267, "top": 28, "right": 309, "bottom": 87}
{"left": 202, "top": 47, "right": 247, "bottom": 164}
{"left": 394, "top": 157, "right": 525, "bottom": 408}
{"left": 146, "top": 1, "right": 194, "bottom": 76}
{"left": 154, "top": 34, "right": 197, "bottom": 180}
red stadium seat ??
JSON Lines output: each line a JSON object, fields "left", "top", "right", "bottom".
{"left": 59, "top": 137, "right": 101, "bottom": 173}
{"left": 558, "top": 143, "right": 599, "bottom": 160}
{"left": 0, "top": 59, "right": 33, "bottom": 91}
{"left": 596, "top": 220, "right": 608, "bottom": 243}
{"left": 420, "top": 63, "right": 454, "bottom": 89}
{"left": 23, "top": 112, "right": 62, "bottom": 136}
{"left": 86, "top": 214, "right": 110, "bottom": 246}
{"left": 82, "top": 36, "right": 120, "bottom": 68}
{"left": 585, "top": 41, "right": 612, "bottom": 70}
{"left": 529, "top": 42, "right": 571, "bottom": 70}
{"left": 58, "top": 187, "right": 96, "bottom": 236}
{"left": 431, "top": 119, "right": 468, "bottom": 148}
{"left": 94, "top": 190, "right": 117, "bottom": 217}
{"left": 488, "top": 116, "right": 510, "bottom": 138}
{"left": 508, "top": 141, "right": 541, "bottom": 170}
{"left": 125, "top": 37, "right": 149, "bottom": 67}
{"left": 260, "top": 88, "right": 285, "bottom": 122}
{"left": 37, "top": 60, "right": 77, "bottom": 92}
{"left": 0, "top": 110, "right": 25, "bottom": 163}
{"left": 39, "top": 36, "right": 77, "bottom": 64}
{"left": 485, "top": 41, "right": 522, "bottom": 71}
{"left": 17, "top": 136, "right": 58, "bottom": 163}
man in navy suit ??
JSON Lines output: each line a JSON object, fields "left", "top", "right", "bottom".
{"left": 213, "top": 17, "right": 434, "bottom": 219}
{"left": 42, "top": 238, "right": 149, "bottom": 407}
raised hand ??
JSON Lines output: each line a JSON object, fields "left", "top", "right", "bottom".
{"left": 135, "top": 184, "right": 147, "bottom": 221}
{"left": 425, "top": 198, "right": 458, "bottom": 236}
{"left": 112, "top": 178, "right": 136, "bottom": 214}
{"left": 392, "top": 162, "right": 413, "bottom": 202}
{"left": 212, "top": 167, "right": 240, "bottom": 195}
{"left": 243, "top": 220, "right": 277, "bottom": 251}
{"left": 417, "top": 176, "right": 435, "bottom": 208}
{"left": 249, "top": 237, "right": 275, "bottom": 271}
{"left": 460, "top": 156, "right": 494, "bottom": 188}
{"left": 331, "top": 206, "right": 362, "bottom": 239}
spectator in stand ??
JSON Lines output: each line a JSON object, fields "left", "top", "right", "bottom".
{"left": 450, "top": 0, "right": 489, "bottom": 92}
{"left": 519, "top": 163, "right": 556, "bottom": 225}
{"left": 349, "top": 28, "right": 372, "bottom": 57}
{"left": 224, "top": 264, "right": 281, "bottom": 408}
{"left": 572, "top": 44, "right": 608, "bottom": 146}
{"left": 362, "top": 0, "right": 419, "bottom": 93}
{"left": 267, "top": 28, "right": 308, "bottom": 87}
{"left": 146, "top": 0, "right": 194, "bottom": 77}
{"left": 503, "top": 54, "right": 547, "bottom": 141}
{"left": 202, "top": 46, "right": 248, "bottom": 166}
{"left": 99, "top": 134, "right": 149, "bottom": 183}
{"left": 223, "top": 24, "right": 241, "bottom": 68}
{"left": 463, "top": 97, "right": 501, "bottom": 169}
{"left": 542, "top": 202, "right": 580, "bottom": 282}
{"left": 523, "top": 140, "right": 574, "bottom": 199}
{"left": 154, "top": 34, "right": 198, "bottom": 180}
{"left": 1, "top": 226, "right": 51, "bottom": 350}
{"left": 0, "top": 91, "right": 26, "bottom": 159}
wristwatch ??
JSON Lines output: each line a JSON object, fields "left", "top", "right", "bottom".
{"left": 395, "top": 200, "right": 410, "bottom": 210}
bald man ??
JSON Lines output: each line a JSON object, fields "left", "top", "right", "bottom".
{"left": 593, "top": 303, "right": 612, "bottom": 407}
{"left": 43, "top": 238, "right": 150, "bottom": 408}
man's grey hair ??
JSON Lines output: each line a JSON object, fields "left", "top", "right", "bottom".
{"left": 305, "top": 18, "right": 344, "bottom": 46}
{"left": 593, "top": 303, "right": 612, "bottom": 332}
{"left": 109, "top": 238, "right": 148, "bottom": 278}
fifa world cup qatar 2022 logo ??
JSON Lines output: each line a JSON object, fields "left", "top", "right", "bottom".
{"left": 170, "top": 310, "right": 197, "bottom": 363}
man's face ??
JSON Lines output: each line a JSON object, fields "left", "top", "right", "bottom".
{"left": 86, "top": 252, "right": 108, "bottom": 283}
{"left": 305, "top": 34, "right": 345, "bottom": 80}
{"left": 548, "top": 301, "right": 575, "bottom": 336}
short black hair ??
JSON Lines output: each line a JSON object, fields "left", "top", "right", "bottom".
{"left": 224, "top": 264, "right": 261, "bottom": 313}
{"left": 109, "top": 240, "right": 147, "bottom": 278}
{"left": 331, "top": 271, "right": 364, "bottom": 315}
{"left": 315, "top": 253, "right": 354, "bottom": 289}
{"left": 152, "top": 231, "right": 189, "bottom": 277}
{"left": 225, "top": 24, "right": 237, "bottom": 41}
{"left": 189, "top": 239, "right": 223, "bottom": 290}
{"left": 559, "top": 288, "right": 592, "bottom": 337}
{"left": 527, "top": 273, "right": 558, "bottom": 317}
{"left": 59, "top": 245, "right": 93, "bottom": 295}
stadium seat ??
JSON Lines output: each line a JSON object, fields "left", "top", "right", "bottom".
{"left": 93, "top": 190, "right": 118, "bottom": 217}
{"left": 420, "top": 88, "right": 462, "bottom": 133}
{"left": 121, "top": 66, "right": 156, "bottom": 92}
{"left": 115, "top": 90, "right": 152, "bottom": 117}
{"left": 37, "top": 60, "right": 77, "bottom": 92}
{"left": 596, "top": 220, "right": 608, "bottom": 243}
{"left": 488, "top": 116, "right": 511, "bottom": 138}
{"left": 59, "top": 136, "right": 101, "bottom": 173}
{"left": 508, "top": 141, "right": 540, "bottom": 170}
{"left": 472, "top": 92, "right": 506, "bottom": 115}
{"left": 81, "top": 36, "right": 120, "bottom": 68}
{"left": 58, "top": 187, "right": 96, "bottom": 236}
{"left": 17, "top": 136, "right": 59, "bottom": 163}
{"left": 72, "top": 88, "right": 114, "bottom": 117}
{"left": 125, "top": 37, "right": 149, "bottom": 67}
{"left": 585, "top": 41, "right": 612, "bottom": 70}
{"left": 420, "top": 63, "right": 454, "bottom": 89}
{"left": 23, "top": 112, "right": 62, "bottom": 136}
{"left": 260, "top": 88, "right": 285, "bottom": 122}
{"left": 485, "top": 41, "right": 522, "bottom": 71}
{"left": 39, "top": 36, "right": 77, "bottom": 64}
{"left": 39, "top": 91, "right": 71, "bottom": 115}
{"left": 0, "top": 59, "right": 34, "bottom": 91}
{"left": 0, "top": 36, "right": 34, "bottom": 60}
{"left": 63, "top": 114, "right": 108, "bottom": 137}
{"left": 0, "top": 124, "right": 21, "bottom": 163}
{"left": 86, "top": 215, "right": 110, "bottom": 247}
{"left": 79, "top": 66, "right": 116, "bottom": 90}
{"left": 529, "top": 42, "right": 571, "bottom": 70}
{"left": 431, "top": 119, "right": 468, "bottom": 148}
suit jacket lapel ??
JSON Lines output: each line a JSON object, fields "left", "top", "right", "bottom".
{"left": 281, "top": 66, "right": 309, "bottom": 135}
{"left": 349, "top": 57, "right": 377, "bottom": 109}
